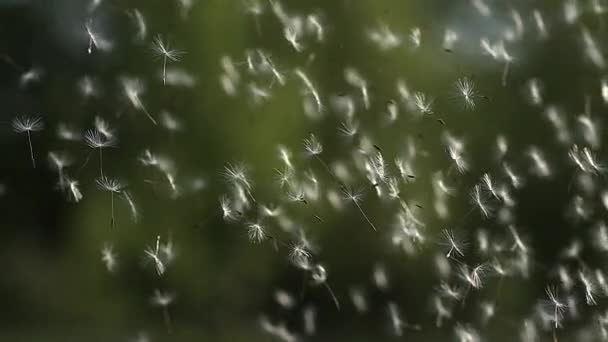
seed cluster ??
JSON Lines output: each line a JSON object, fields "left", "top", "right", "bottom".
{"left": 5, "top": 0, "right": 608, "bottom": 341}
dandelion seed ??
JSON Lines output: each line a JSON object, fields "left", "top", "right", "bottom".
{"left": 582, "top": 28, "right": 605, "bottom": 69}
{"left": 284, "top": 24, "right": 302, "bottom": 52}
{"left": 345, "top": 68, "right": 370, "bottom": 110}
{"left": 129, "top": 9, "right": 147, "bottom": 42}
{"left": 367, "top": 23, "right": 402, "bottom": 51}
{"left": 471, "top": 0, "right": 492, "bottom": 17}
{"left": 277, "top": 146, "right": 293, "bottom": 171}
{"left": 219, "top": 195, "right": 236, "bottom": 221}
{"left": 65, "top": 177, "right": 83, "bottom": 203}
{"left": 303, "top": 134, "right": 323, "bottom": 155}
{"left": 310, "top": 264, "right": 340, "bottom": 310}
{"left": 144, "top": 235, "right": 166, "bottom": 276}
{"left": 247, "top": 222, "right": 266, "bottom": 243}
{"left": 564, "top": 0, "right": 580, "bottom": 24}
{"left": 409, "top": 27, "right": 421, "bottom": 48}
{"left": 120, "top": 77, "right": 157, "bottom": 124}
{"left": 77, "top": 75, "right": 99, "bottom": 99}
{"left": 579, "top": 270, "right": 598, "bottom": 306}
{"left": 56, "top": 123, "right": 81, "bottom": 142}
{"left": 19, "top": 67, "right": 43, "bottom": 88}
{"left": 367, "top": 151, "right": 388, "bottom": 185}
{"left": 160, "top": 111, "right": 182, "bottom": 132}
{"left": 85, "top": 129, "right": 116, "bottom": 177}
{"left": 101, "top": 243, "right": 118, "bottom": 272}
{"left": 533, "top": 10, "right": 548, "bottom": 39}
{"left": 343, "top": 187, "right": 378, "bottom": 231}
{"left": 48, "top": 151, "right": 72, "bottom": 188}
{"left": 332, "top": 94, "right": 356, "bottom": 119}
{"left": 443, "top": 29, "right": 459, "bottom": 52}
{"left": 526, "top": 78, "right": 543, "bottom": 106}
{"left": 349, "top": 287, "right": 368, "bottom": 313}
{"left": 544, "top": 106, "right": 571, "bottom": 144}
{"left": 13, "top": 115, "right": 44, "bottom": 168}
{"left": 441, "top": 229, "right": 465, "bottom": 259}
{"left": 507, "top": 225, "right": 528, "bottom": 253}
{"left": 520, "top": 319, "right": 538, "bottom": 342}
{"left": 248, "top": 82, "right": 271, "bottom": 104}
{"left": 306, "top": 14, "right": 324, "bottom": 42}
{"left": 151, "top": 289, "right": 175, "bottom": 333}
{"left": 503, "top": 162, "right": 522, "bottom": 188}
{"left": 243, "top": 0, "right": 265, "bottom": 34}
{"left": 84, "top": 22, "right": 95, "bottom": 54}
{"left": 122, "top": 191, "right": 139, "bottom": 222}
{"left": 88, "top": 0, "right": 103, "bottom": 13}
{"left": 160, "top": 236, "right": 177, "bottom": 264}
{"left": 578, "top": 115, "right": 600, "bottom": 149}
{"left": 439, "top": 282, "right": 463, "bottom": 300}
{"left": 454, "top": 77, "right": 479, "bottom": 110}
{"left": 471, "top": 184, "right": 492, "bottom": 218}
{"left": 85, "top": 20, "right": 113, "bottom": 54}
{"left": 295, "top": 69, "right": 322, "bottom": 113}
{"left": 509, "top": 9, "right": 524, "bottom": 41}
{"left": 176, "top": 0, "right": 195, "bottom": 19}
{"left": 433, "top": 296, "right": 452, "bottom": 327}
{"left": 388, "top": 302, "right": 404, "bottom": 336}
{"left": 94, "top": 116, "right": 114, "bottom": 140}
{"left": 444, "top": 133, "right": 468, "bottom": 174}
{"left": 481, "top": 173, "right": 498, "bottom": 199}
{"left": 528, "top": 146, "right": 551, "bottom": 178}
{"left": 258, "top": 51, "right": 285, "bottom": 86}
{"left": 223, "top": 162, "right": 253, "bottom": 193}
{"left": 545, "top": 286, "right": 567, "bottom": 329}
{"left": 286, "top": 185, "right": 307, "bottom": 204}
{"left": 259, "top": 315, "right": 297, "bottom": 342}
{"left": 274, "top": 166, "right": 293, "bottom": 189}
{"left": 151, "top": 35, "right": 185, "bottom": 85}
{"left": 455, "top": 323, "right": 480, "bottom": 342}
{"left": 96, "top": 176, "right": 124, "bottom": 228}
{"left": 460, "top": 263, "right": 489, "bottom": 289}
{"left": 289, "top": 242, "right": 312, "bottom": 270}
{"left": 413, "top": 91, "right": 433, "bottom": 115}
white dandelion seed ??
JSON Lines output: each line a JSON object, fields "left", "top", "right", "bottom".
{"left": 454, "top": 77, "right": 479, "bottom": 110}
{"left": 460, "top": 263, "right": 489, "bottom": 289}
{"left": 304, "top": 133, "right": 323, "bottom": 155}
{"left": 470, "top": 184, "right": 492, "bottom": 218}
{"left": 129, "top": 9, "right": 147, "bottom": 42}
{"left": 151, "top": 35, "right": 185, "bottom": 86}
{"left": 247, "top": 222, "right": 266, "bottom": 243}
{"left": 151, "top": 289, "right": 175, "bottom": 333}
{"left": 96, "top": 176, "right": 125, "bottom": 229}
{"left": 48, "top": 151, "right": 72, "bottom": 188}
{"left": 409, "top": 27, "right": 421, "bottom": 48}
{"left": 343, "top": 187, "right": 378, "bottom": 231}
{"left": 101, "top": 243, "right": 118, "bottom": 273}
{"left": 85, "top": 129, "right": 116, "bottom": 177}
{"left": 289, "top": 243, "right": 312, "bottom": 270}
{"left": 295, "top": 69, "right": 322, "bottom": 113}
{"left": 84, "top": 20, "right": 113, "bottom": 54}
{"left": 65, "top": 177, "right": 83, "bottom": 203}
{"left": 223, "top": 162, "right": 253, "bottom": 192}
{"left": 144, "top": 235, "right": 166, "bottom": 276}
{"left": 545, "top": 286, "right": 567, "bottom": 329}
{"left": 441, "top": 229, "right": 465, "bottom": 259}
{"left": 413, "top": 91, "right": 433, "bottom": 115}
{"left": 13, "top": 115, "right": 44, "bottom": 168}
{"left": 121, "top": 77, "right": 157, "bottom": 125}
